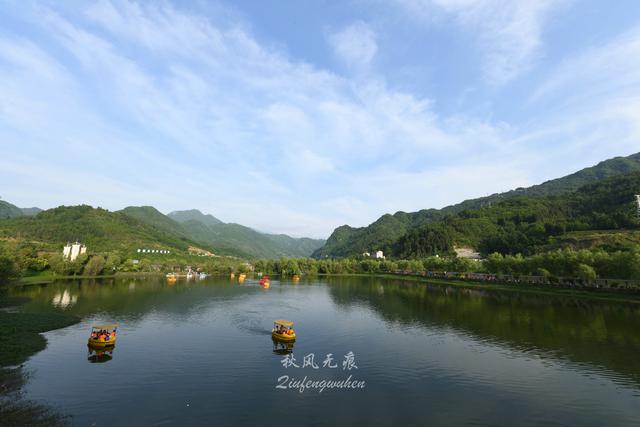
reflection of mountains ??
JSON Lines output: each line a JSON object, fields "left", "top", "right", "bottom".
{"left": 14, "top": 278, "right": 255, "bottom": 322}
{"left": 326, "top": 276, "right": 640, "bottom": 386}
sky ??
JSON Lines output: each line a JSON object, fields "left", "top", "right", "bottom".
{"left": 1, "top": 0, "right": 639, "bottom": 238}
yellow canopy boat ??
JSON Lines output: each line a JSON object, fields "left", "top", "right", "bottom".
{"left": 88, "top": 324, "right": 118, "bottom": 347}
{"left": 272, "top": 319, "right": 296, "bottom": 342}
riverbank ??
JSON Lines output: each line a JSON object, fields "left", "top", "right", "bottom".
{"left": 17, "top": 271, "right": 165, "bottom": 285}
{"left": 0, "top": 294, "right": 79, "bottom": 426}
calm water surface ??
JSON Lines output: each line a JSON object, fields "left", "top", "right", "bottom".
{"left": 9, "top": 276, "right": 640, "bottom": 426}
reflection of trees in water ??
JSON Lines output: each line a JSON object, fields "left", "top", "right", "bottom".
{"left": 12, "top": 277, "right": 255, "bottom": 323}
{"left": 0, "top": 367, "right": 69, "bottom": 425}
{"left": 326, "top": 276, "right": 640, "bottom": 386}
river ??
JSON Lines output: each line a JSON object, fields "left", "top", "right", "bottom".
{"left": 8, "top": 276, "right": 640, "bottom": 426}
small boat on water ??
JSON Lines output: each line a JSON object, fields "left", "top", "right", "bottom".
{"left": 199, "top": 272, "right": 208, "bottom": 279}
{"left": 166, "top": 273, "right": 177, "bottom": 283}
{"left": 292, "top": 274, "right": 300, "bottom": 282}
{"left": 88, "top": 324, "right": 117, "bottom": 347}
{"left": 272, "top": 319, "right": 296, "bottom": 342}
{"left": 259, "top": 275, "right": 270, "bottom": 288}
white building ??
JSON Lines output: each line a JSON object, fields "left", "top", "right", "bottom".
{"left": 374, "top": 250, "right": 385, "bottom": 259}
{"left": 63, "top": 242, "right": 87, "bottom": 261}
{"left": 137, "top": 248, "right": 171, "bottom": 255}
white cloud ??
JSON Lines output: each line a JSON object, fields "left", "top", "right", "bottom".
{"left": 328, "top": 21, "right": 378, "bottom": 69}
{"left": 0, "top": 0, "right": 637, "bottom": 239}
{"left": 396, "top": 0, "right": 565, "bottom": 83}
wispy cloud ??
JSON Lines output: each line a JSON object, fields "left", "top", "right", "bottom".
{"left": 396, "top": 0, "right": 566, "bottom": 84}
{"left": 328, "top": 21, "right": 378, "bottom": 70}
{"left": 0, "top": 0, "right": 637, "bottom": 238}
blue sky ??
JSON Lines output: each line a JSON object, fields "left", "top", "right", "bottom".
{"left": 1, "top": 0, "right": 639, "bottom": 238}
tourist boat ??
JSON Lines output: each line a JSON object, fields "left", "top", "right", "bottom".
{"left": 272, "top": 319, "right": 296, "bottom": 342}
{"left": 166, "top": 273, "right": 177, "bottom": 283}
{"left": 292, "top": 274, "right": 300, "bottom": 282}
{"left": 199, "top": 272, "right": 208, "bottom": 279}
{"left": 88, "top": 324, "right": 117, "bottom": 347}
{"left": 259, "top": 275, "right": 270, "bottom": 288}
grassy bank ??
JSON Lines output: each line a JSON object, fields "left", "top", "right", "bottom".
{"left": 0, "top": 294, "right": 80, "bottom": 426}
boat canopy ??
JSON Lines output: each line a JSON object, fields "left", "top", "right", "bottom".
{"left": 92, "top": 324, "right": 118, "bottom": 330}
{"left": 274, "top": 319, "right": 293, "bottom": 327}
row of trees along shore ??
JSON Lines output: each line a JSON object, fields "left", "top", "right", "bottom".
{"left": 254, "top": 247, "right": 640, "bottom": 282}
{"left": 2, "top": 245, "right": 640, "bottom": 287}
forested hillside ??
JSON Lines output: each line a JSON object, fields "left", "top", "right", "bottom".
{"left": 168, "top": 209, "right": 325, "bottom": 259}
{"left": 0, "top": 205, "right": 201, "bottom": 253}
{"left": 314, "top": 152, "right": 640, "bottom": 258}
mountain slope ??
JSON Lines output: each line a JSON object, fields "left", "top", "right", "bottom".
{"left": 168, "top": 209, "right": 222, "bottom": 226}
{"left": 0, "top": 200, "right": 23, "bottom": 219}
{"left": 168, "top": 210, "right": 325, "bottom": 259}
{"left": 314, "top": 152, "right": 640, "bottom": 258}
{"left": 120, "top": 206, "right": 188, "bottom": 237}
{"left": 21, "top": 207, "right": 42, "bottom": 216}
{"left": 0, "top": 205, "right": 207, "bottom": 253}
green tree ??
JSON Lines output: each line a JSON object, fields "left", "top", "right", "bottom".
{"left": 576, "top": 263, "right": 597, "bottom": 282}
{"left": 84, "top": 255, "right": 106, "bottom": 276}
{"left": 0, "top": 253, "right": 18, "bottom": 285}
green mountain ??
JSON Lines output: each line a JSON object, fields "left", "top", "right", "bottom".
{"left": 314, "top": 152, "right": 640, "bottom": 258}
{"left": 0, "top": 205, "right": 206, "bottom": 253}
{"left": 0, "top": 200, "right": 23, "bottom": 219}
{"left": 167, "top": 209, "right": 325, "bottom": 259}
{"left": 0, "top": 202, "right": 325, "bottom": 260}
{"left": 167, "top": 209, "right": 222, "bottom": 226}
{"left": 120, "top": 206, "right": 188, "bottom": 237}
{"left": 21, "top": 207, "right": 42, "bottom": 216}
{"left": 0, "top": 200, "right": 42, "bottom": 219}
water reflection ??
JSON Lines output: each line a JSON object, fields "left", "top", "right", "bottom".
{"left": 87, "top": 345, "right": 114, "bottom": 364}
{"left": 325, "top": 276, "right": 640, "bottom": 385}
{"left": 272, "top": 338, "right": 294, "bottom": 355}
{"left": 51, "top": 289, "right": 77, "bottom": 308}
{"left": 8, "top": 276, "right": 640, "bottom": 426}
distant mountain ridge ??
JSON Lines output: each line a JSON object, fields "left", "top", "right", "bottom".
{"left": 0, "top": 200, "right": 42, "bottom": 219}
{"left": 0, "top": 205, "right": 205, "bottom": 254}
{"left": 168, "top": 209, "right": 222, "bottom": 226}
{"left": 313, "top": 152, "right": 640, "bottom": 258}
{"left": 0, "top": 202, "right": 324, "bottom": 259}
{"left": 165, "top": 209, "right": 325, "bottom": 259}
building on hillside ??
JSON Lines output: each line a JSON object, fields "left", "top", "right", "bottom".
{"left": 362, "top": 252, "right": 371, "bottom": 257}
{"left": 374, "top": 251, "right": 385, "bottom": 259}
{"left": 63, "top": 242, "right": 87, "bottom": 261}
